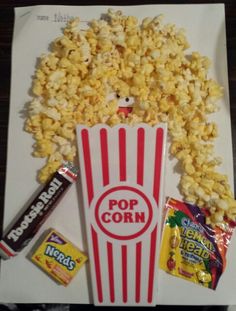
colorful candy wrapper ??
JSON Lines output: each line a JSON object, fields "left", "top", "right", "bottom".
{"left": 30, "top": 229, "right": 87, "bottom": 286}
{"left": 159, "top": 197, "right": 234, "bottom": 289}
{"left": 76, "top": 124, "right": 167, "bottom": 306}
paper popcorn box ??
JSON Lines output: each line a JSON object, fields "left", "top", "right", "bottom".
{"left": 76, "top": 124, "right": 167, "bottom": 306}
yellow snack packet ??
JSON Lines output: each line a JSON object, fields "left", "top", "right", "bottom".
{"left": 31, "top": 229, "right": 87, "bottom": 286}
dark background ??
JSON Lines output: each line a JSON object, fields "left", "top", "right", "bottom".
{"left": 0, "top": 0, "right": 235, "bottom": 310}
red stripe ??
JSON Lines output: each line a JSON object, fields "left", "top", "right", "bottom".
{"left": 0, "top": 242, "right": 14, "bottom": 257}
{"left": 153, "top": 128, "right": 164, "bottom": 204}
{"left": 147, "top": 128, "right": 164, "bottom": 303}
{"left": 135, "top": 241, "right": 142, "bottom": 303}
{"left": 81, "top": 129, "right": 94, "bottom": 205}
{"left": 107, "top": 242, "right": 115, "bottom": 303}
{"left": 119, "top": 128, "right": 126, "bottom": 181}
{"left": 121, "top": 245, "right": 128, "bottom": 303}
{"left": 100, "top": 128, "right": 109, "bottom": 186}
{"left": 91, "top": 226, "right": 103, "bottom": 302}
{"left": 137, "top": 128, "right": 145, "bottom": 185}
{"left": 65, "top": 170, "right": 77, "bottom": 181}
{"left": 147, "top": 226, "right": 158, "bottom": 303}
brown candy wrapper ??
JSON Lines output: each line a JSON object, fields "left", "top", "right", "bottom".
{"left": 0, "top": 162, "right": 78, "bottom": 259}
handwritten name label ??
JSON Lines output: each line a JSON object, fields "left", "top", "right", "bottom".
{"left": 36, "top": 12, "right": 76, "bottom": 23}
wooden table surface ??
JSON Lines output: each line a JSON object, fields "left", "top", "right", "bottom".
{"left": 0, "top": 0, "right": 235, "bottom": 308}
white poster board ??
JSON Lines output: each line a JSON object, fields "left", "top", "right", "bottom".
{"left": 1, "top": 4, "right": 235, "bottom": 305}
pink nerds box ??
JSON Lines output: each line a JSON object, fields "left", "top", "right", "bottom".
{"left": 76, "top": 124, "right": 167, "bottom": 306}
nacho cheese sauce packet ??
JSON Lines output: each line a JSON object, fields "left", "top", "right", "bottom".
{"left": 30, "top": 229, "right": 87, "bottom": 286}
{"left": 0, "top": 162, "right": 78, "bottom": 260}
{"left": 159, "top": 198, "right": 234, "bottom": 289}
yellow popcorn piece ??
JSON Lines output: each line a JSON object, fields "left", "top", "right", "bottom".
{"left": 38, "top": 160, "right": 61, "bottom": 183}
{"left": 33, "top": 139, "right": 55, "bottom": 157}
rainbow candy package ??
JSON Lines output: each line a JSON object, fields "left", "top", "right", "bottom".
{"left": 159, "top": 198, "right": 234, "bottom": 289}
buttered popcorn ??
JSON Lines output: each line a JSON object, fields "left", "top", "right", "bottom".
{"left": 25, "top": 9, "right": 236, "bottom": 226}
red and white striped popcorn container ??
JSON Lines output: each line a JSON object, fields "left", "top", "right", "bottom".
{"left": 76, "top": 123, "right": 167, "bottom": 306}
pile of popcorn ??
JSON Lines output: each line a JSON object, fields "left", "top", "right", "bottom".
{"left": 25, "top": 9, "right": 236, "bottom": 226}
